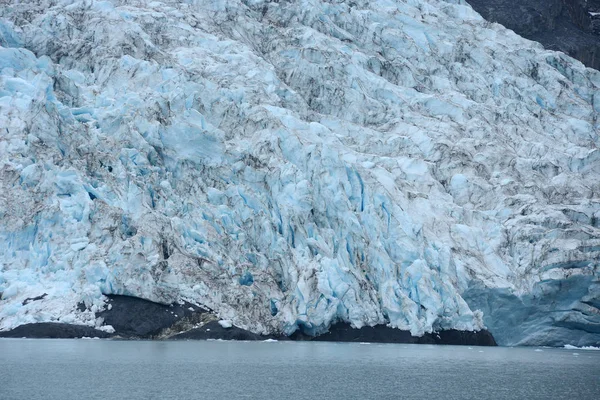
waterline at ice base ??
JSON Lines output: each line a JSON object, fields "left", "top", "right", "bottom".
{"left": 0, "top": 0, "right": 598, "bottom": 347}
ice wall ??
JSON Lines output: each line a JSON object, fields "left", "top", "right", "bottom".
{"left": 0, "top": 0, "right": 598, "bottom": 345}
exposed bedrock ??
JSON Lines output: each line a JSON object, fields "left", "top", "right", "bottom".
{"left": 0, "top": 323, "right": 111, "bottom": 339}
{"left": 94, "top": 295, "right": 211, "bottom": 338}
{"left": 467, "top": 0, "right": 600, "bottom": 69}
{"left": 310, "top": 324, "right": 497, "bottom": 346}
{"left": 170, "top": 321, "right": 277, "bottom": 341}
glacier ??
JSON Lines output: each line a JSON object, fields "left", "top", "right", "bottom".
{"left": 0, "top": 0, "right": 598, "bottom": 346}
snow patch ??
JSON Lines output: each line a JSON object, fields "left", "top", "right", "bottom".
{"left": 218, "top": 320, "right": 233, "bottom": 329}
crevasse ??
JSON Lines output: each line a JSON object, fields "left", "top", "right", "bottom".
{"left": 0, "top": 0, "right": 598, "bottom": 346}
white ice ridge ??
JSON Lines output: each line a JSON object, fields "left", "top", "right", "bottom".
{"left": 564, "top": 345, "right": 600, "bottom": 350}
{"left": 0, "top": 0, "right": 599, "bottom": 344}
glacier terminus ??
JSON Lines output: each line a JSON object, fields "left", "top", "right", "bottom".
{"left": 0, "top": 0, "right": 599, "bottom": 346}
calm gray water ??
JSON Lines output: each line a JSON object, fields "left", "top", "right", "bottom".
{"left": 1, "top": 339, "right": 599, "bottom": 400}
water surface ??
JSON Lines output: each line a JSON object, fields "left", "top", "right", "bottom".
{"left": 1, "top": 339, "right": 598, "bottom": 399}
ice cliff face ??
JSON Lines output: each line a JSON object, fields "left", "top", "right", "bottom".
{"left": 0, "top": 0, "right": 599, "bottom": 346}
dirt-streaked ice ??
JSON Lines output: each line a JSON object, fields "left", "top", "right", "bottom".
{"left": 0, "top": 0, "right": 598, "bottom": 346}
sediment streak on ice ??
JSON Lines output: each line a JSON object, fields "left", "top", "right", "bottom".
{"left": 0, "top": 0, "right": 598, "bottom": 345}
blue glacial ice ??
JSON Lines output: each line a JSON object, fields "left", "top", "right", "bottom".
{"left": 0, "top": 0, "right": 599, "bottom": 346}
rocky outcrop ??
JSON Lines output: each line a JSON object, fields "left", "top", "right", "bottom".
{"left": 467, "top": 0, "right": 600, "bottom": 69}
{"left": 171, "top": 321, "right": 277, "bottom": 341}
{"left": 95, "top": 295, "right": 211, "bottom": 338}
{"left": 0, "top": 323, "right": 111, "bottom": 339}
{"left": 310, "top": 324, "right": 497, "bottom": 346}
